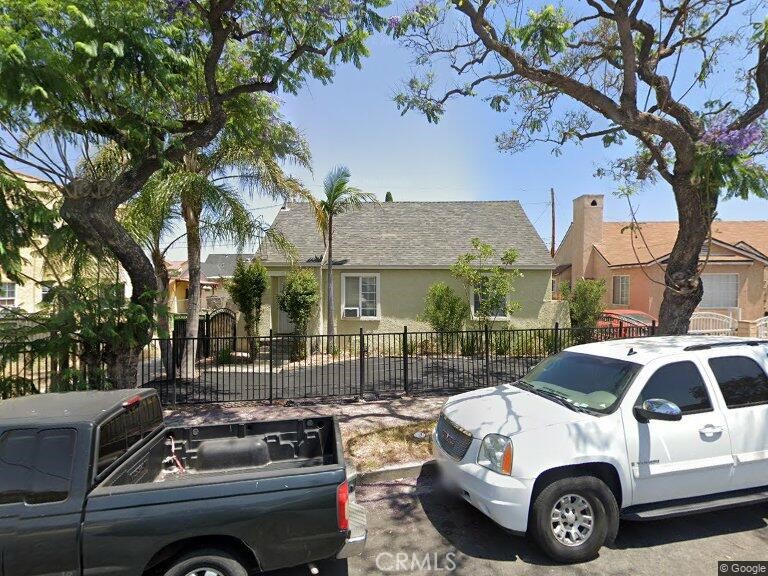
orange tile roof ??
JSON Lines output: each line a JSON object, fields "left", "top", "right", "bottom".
{"left": 597, "top": 220, "right": 768, "bottom": 266}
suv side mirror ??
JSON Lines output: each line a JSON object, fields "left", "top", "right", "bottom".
{"left": 633, "top": 398, "right": 682, "bottom": 423}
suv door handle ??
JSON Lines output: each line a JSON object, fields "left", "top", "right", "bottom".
{"left": 699, "top": 425, "right": 724, "bottom": 437}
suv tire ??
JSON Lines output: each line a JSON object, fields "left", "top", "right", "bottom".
{"left": 530, "top": 476, "right": 618, "bottom": 563}
{"left": 162, "top": 549, "right": 248, "bottom": 576}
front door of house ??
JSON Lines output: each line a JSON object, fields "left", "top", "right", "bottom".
{"left": 276, "top": 277, "right": 295, "bottom": 334}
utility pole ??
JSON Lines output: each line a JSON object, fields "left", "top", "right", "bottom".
{"left": 550, "top": 187, "right": 556, "bottom": 258}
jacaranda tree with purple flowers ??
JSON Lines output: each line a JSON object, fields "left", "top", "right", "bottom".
{"left": 0, "top": 0, "right": 387, "bottom": 385}
{"left": 392, "top": 0, "right": 768, "bottom": 334}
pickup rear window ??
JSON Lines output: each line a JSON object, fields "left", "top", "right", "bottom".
{"left": 0, "top": 428, "right": 76, "bottom": 505}
{"left": 96, "top": 395, "right": 163, "bottom": 478}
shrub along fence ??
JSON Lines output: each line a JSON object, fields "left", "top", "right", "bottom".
{"left": 2, "top": 323, "right": 655, "bottom": 404}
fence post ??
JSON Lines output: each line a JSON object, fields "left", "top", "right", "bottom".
{"left": 554, "top": 322, "right": 560, "bottom": 353}
{"left": 651, "top": 320, "right": 656, "bottom": 336}
{"left": 403, "top": 326, "right": 410, "bottom": 395}
{"left": 269, "top": 329, "right": 274, "bottom": 404}
{"left": 170, "top": 336, "right": 178, "bottom": 406}
{"left": 484, "top": 324, "right": 490, "bottom": 386}
{"left": 359, "top": 327, "right": 365, "bottom": 398}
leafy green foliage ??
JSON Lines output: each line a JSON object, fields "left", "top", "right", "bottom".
{"left": 0, "top": 375, "right": 38, "bottom": 400}
{"left": 0, "top": 272, "right": 155, "bottom": 394}
{"left": 693, "top": 145, "right": 768, "bottom": 203}
{"left": 278, "top": 267, "right": 320, "bottom": 338}
{"left": 506, "top": 6, "right": 572, "bottom": 64}
{"left": 450, "top": 238, "right": 521, "bottom": 327}
{"left": 560, "top": 278, "right": 606, "bottom": 332}
{"left": 228, "top": 258, "right": 268, "bottom": 340}
{"left": 422, "top": 282, "right": 469, "bottom": 333}
{"left": 0, "top": 170, "right": 58, "bottom": 283}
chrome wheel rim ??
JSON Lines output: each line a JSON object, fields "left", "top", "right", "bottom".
{"left": 183, "top": 569, "right": 225, "bottom": 576}
{"left": 550, "top": 493, "right": 594, "bottom": 546}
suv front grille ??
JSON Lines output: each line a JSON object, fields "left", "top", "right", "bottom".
{"left": 436, "top": 414, "right": 473, "bottom": 460}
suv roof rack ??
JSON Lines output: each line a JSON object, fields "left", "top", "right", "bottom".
{"left": 684, "top": 340, "right": 768, "bottom": 352}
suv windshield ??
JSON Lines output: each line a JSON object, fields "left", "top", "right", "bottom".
{"left": 518, "top": 351, "right": 641, "bottom": 413}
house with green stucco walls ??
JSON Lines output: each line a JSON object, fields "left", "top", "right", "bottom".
{"left": 249, "top": 200, "right": 568, "bottom": 335}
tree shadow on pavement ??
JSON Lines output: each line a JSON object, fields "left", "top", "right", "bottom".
{"left": 418, "top": 465, "right": 768, "bottom": 566}
{"left": 613, "top": 505, "right": 768, "bottom": 550}
{"left": 415, "top": 466, "right": 555, "bottom": 566}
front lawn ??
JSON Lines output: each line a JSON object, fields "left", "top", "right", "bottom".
{"left": 346, "top": 420, "right": 436, "bottom": 472}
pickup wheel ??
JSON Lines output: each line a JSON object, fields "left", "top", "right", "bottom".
{"left": 162, "top": 549, "right": 248, "bottom": 576}
{"left": 530, "top": 476, "right": 618, "bottom": 564}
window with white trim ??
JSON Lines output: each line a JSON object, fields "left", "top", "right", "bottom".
{"left": 612, "top": 275, "right": 629, "bottom": 306}
{"left": 700, "top": 273, "right": 738, "bottom": 308}
{"left": 342, "top": 275, "right": 379, "bottom": 318}
{"left": 0, "top": 283, "right": 16, "bottom": 307}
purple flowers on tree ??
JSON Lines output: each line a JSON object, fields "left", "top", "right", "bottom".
{"left": 388, "top": 16, "right": 401, "bottom": 29}
{"left": 701, "top": 115, "right": 763, "bottom": 156}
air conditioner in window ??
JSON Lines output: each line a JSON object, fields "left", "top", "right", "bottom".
{"left": 343, "top": 307, "right": 360, "bottom": 318}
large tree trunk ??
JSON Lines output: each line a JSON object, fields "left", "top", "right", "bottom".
{"left": 105, "top": 347, "right": 143, "bottom": 387}
{"left": 180, "top": 199, "right": 202, "bottom": 379}
{"left": 151, "top": 247, "right": 172, "bottom": 377}
{"left": 657, "top": 180, "right": 718, "bottom": 335}
{"left": 61, "top": 195, "right": 155, "bottom": 388}
{"left": 326, "top": 216, "right": 335, "bottom": 353}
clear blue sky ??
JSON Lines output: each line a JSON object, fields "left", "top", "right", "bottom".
{"left": 180, "top": 24, "right": 766, "bottom": 260}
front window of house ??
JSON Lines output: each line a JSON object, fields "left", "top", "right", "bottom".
{"left": 0, "top": 283, "right": 16, "bottom": 307}
{"left": 700, "top": 273, "right": 738, "bottom": 308}
{"left": 612, "top": 275, "right": 629, "bottom": 306}
{"left": 343, "top": 275, "right": 379, "bottom": 318}
{"left": 472, "top": 280, "right": 508, "bottom": 318}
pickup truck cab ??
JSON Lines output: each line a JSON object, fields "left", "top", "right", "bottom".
{"left": 434, "top": 336, "right": 768, "bottom": 563}
{"left": 0, "top": 389, "right": 366, "bottom": 576}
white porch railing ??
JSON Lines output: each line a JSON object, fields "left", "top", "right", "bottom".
{"left": 757, "top": 316, "right": 768, "bottom": 339}
{"left": 688, "top": 311, "right": 738, "bottom": 335}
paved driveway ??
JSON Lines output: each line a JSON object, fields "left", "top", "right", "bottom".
{"left": 267, "top": 467, "right": 768, "bottom": 576}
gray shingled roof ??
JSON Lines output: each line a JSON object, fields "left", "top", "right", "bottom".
{"left": 258, "top": 201, "right": 553, "bottom": 268}
{"left": 202, "top": 253, "right": 254, "bottom": 278}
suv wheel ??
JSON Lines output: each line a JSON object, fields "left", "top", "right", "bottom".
{"left": 162, "top": 549, "right": 248, "bottom": 576}
{"left": 530, "top": 476, "right": 618, "bottom": 563}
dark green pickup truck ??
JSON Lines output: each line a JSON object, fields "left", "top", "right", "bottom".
{"left": 0, "top": 389, "right": 366, "bottom": 576}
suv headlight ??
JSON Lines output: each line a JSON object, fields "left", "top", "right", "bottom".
{"left": 477, "top": 434, "right": 514, "bottom": 475}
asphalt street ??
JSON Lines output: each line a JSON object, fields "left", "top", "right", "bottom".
{"left": 265, "top": 467, "right": 768, "bottom": 576}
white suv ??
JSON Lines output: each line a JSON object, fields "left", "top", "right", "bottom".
{"left": 433, "top": 336, "right": 768, "bottom": 563}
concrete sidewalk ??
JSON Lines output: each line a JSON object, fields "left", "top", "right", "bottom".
{"left": 164, "top": 396, "right": 446, "bottom": 441}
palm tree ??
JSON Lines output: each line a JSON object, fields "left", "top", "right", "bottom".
{"left": 162, "top": 96, "right": 310, "bottom": 377}
{"left": 310, "top": 167, "right": 377, "bottom": 348}
{"left": 122, "top": 179, "right": 178, "bottom": 375}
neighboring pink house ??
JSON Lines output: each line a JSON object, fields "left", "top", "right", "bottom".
{"left": 554, "top": 195, "right": 768, "bottom": 331}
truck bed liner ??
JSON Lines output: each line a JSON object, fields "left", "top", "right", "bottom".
{"left": 103, "top": 417, "right": 339, "bottom": 487}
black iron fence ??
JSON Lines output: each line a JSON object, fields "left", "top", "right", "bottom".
{"left": 138, "top": 323, "right": 655, "bottom": 405}
{"left": 2, "top": 323, "right": 654, "bottom": 404}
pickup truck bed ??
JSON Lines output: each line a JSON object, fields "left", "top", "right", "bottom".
{"left": 104, "top": 417, "right": 339, "bottom": 486}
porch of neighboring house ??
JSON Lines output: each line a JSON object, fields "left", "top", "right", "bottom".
{"left": 166, "top": 261, "right": 224, "bottom": 315}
